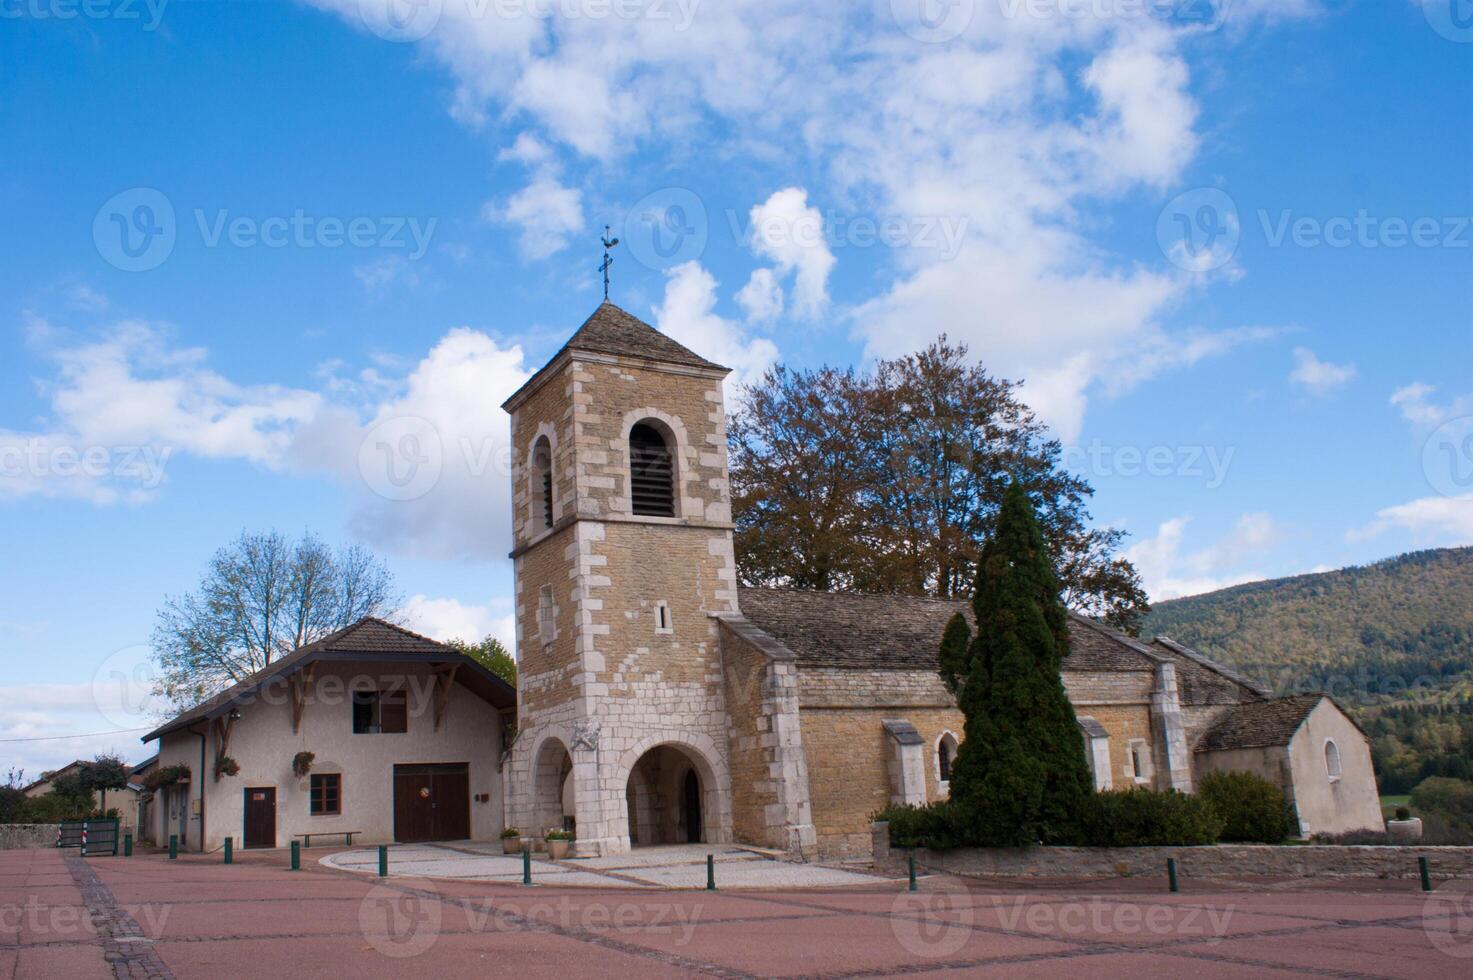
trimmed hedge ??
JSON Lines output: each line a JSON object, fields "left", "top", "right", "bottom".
{"left": 882, "top": 787, "right": 1224, "bottom": 850}
{"left": 1078, "top": 789, "right": 1223, "bottom": 847}
{"left": 1197, "top": 770, "right": 1294, "bottom": 843}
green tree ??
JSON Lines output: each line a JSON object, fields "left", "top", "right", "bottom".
{"left": 51, "top": 754, "right": 130, "bottom": 816}
{"left": 0, "top": 768, "right": 25, "bottom": 825}
{"left": 937, "top": 613, "right": 971, "bottom": 698}
{"left": 945, "top": 482, "right": 1094, "bottom": 846}
{"left": 446, "top": 635, "right": 517, "bottom": 687}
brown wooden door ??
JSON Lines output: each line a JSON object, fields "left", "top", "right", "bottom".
{"left": 243, "top": 788, "right": 276, "bottom": 849}
{"left": 393, "top": 764, "right": 469, "bottom": 843}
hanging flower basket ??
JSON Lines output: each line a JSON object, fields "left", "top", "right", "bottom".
{"left": 292, "top": 752, "right": 315, "bottom": 778}
{"left": 214, "top": 755, "right": 240, "bottom": 779}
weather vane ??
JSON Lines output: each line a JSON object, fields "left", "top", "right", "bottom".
{"left": 600, "top": 225, "right": 620, "bottom": 301}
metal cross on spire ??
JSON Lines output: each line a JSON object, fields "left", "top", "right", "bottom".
{"left": 600, "top": 225, "right": 620, "bottom": 301}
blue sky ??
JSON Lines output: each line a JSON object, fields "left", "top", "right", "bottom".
{"left": 1, "top": 0, "right": 1470, "bottom": 774}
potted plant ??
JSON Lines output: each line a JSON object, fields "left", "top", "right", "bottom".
{"left": 214, "top": 755, "right": 240, "bottom": 779}
{"left": 292, "top": 752, "right": 315, "bottom": 779}
{"left": 1387, "top": 805, "right": 1423, "bottom": 842}
{"left": 544, "top": 828, "right": 574, "bottom": 860}
{"left": 501, "top": 827, "right": 522, "bottom": 854}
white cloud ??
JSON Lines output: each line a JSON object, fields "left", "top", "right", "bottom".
{"left": 0, "top": 680, "right": 155, "bottom": 779}
{"left": 735, "top": 268, "right": 783, "bottom": 323}
{"left": 8, "top": 317, "right": 533, "bottom": 561}
{"left": 1289, "top": 347, "right": 1356, "bottom": 395}
{"left": 1391, "top": 382, "right": 1473, "bottom": 428}
{"left": 1126, "top": 513, "right": 1284, "bottom": 601}
{"left": 400, "top": 594, "right": 516, "bottom": 650}
{"left": 2, "top": 322, "right": 320, "bottom": 503}
{"left": 299, "top": 4, "right": 1310, "bottom": 436}
{"left": 654, "top": 261, "right": 778, "bottom": 391}
{"left": 1350, "top": 494, "right": 1473, "bottom": 547}
{"left": 490, "top": 174, "right": 584, "bottom": 260}
{"left": 291, "top": 327, "right": 532, "bottom": 560}
{"left": 354, "top": 255, "right": 424, "bottom": 291}
{"left": 744, "top": 188, "right": 835, "bottom": 320}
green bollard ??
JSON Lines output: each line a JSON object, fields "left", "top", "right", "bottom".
{"left": 908, "top": 852, "right": 917, "bottom": 892}
{"left": 706, "top": 853, "right": 716, "bottom": 892}
{"left": 1420, "top": 856, "right": 1432, "bottom": 892}
{"left": 169, "top": 835, "right": 178, "bottom": 860}
{"left": 290, "top": 841, "right": 300, "bottom": 871}
{"left": 123, "top": 834, "right": 133, "bottom": 858}
{"left": 378, "top": 845, "right": 389, "bottom": 878}
{"left": 1167, "top": 858, "right": 1179, "bottom": 894}
{"left": 522, "top": 847, "right": 532, "bottom": 886}
{"left": 224, "top": 838, "right": 233, "bottom": 865}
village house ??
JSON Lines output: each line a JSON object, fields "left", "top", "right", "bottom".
{"left": 499, "top": 302, "right": 1386, "bottom": 859}
{"left": 22, "top": 760, "right": 143, "bottom": 836}
{"left": 139, "top": 619, "right": 515, "bottom": 852}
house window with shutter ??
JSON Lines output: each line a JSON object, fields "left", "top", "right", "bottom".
{"left": 352, "top": 689, "right": 408, "bottom": 734}
{"left": 629, "top": 422, "right": 675, "bottom": 517}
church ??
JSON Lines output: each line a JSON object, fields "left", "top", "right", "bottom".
{"left": 500, "top": 302, "right": 1385, "bottom": 860}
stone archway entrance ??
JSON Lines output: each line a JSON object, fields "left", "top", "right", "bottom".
{"left": 532, "top": 737, "right": 574, "bottom": 836}
{"left": 625, "top": 744, "right": 710, "bottom": 846}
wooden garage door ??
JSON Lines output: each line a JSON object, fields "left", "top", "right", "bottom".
{"left": 393, "top": 764, "right": 470, "bottom": 843}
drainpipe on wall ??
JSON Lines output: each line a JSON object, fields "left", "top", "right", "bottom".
{"left": 190, "top": 722, "right": 208, "bottom": 852}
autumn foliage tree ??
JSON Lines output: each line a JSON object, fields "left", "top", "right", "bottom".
{"left": 729, "top": 338, "right": 1149, "bottom": 631}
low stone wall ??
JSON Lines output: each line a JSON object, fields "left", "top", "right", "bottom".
{"left": 0, "top": 825, "right": 58, "bottom": 850}
{"left": 872, "top": 822, "right": 1473, "bottom": 880}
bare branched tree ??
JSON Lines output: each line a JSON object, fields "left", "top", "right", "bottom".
{"left": 152, "top": 531, "right": 400, "bottom": 711}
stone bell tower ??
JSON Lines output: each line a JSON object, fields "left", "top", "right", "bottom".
{"left": 501, "top": 302, "right": 740, "bottom": 856}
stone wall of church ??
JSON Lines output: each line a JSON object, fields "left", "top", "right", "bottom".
{"left": 794, "top": 666, "right": 963, "bottom": 858}
{"left": 799, "top": 706, "right": 965, "bottom": 859}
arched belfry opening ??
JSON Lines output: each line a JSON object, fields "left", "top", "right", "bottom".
{"left": 532, "top": 436, "right": 554, "bottom": 529}
{"left": 629, "top": 422, "right": 675, "bottom": 517}
{"left": 625, "top": 744, "right": 709, "bottom": 845}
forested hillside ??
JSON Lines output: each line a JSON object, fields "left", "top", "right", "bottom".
{"left": 1146, "top": 547, "right": 1473, "bottom": 794}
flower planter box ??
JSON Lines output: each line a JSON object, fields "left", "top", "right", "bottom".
{"left": 1387, "top": 818, "right": 1423, "bottom": 843}
{"left": 547, "top": 839, "right": 571, "bottom": 860}
{"left": 502, "top": 837, "right": 522, "bottom": 855}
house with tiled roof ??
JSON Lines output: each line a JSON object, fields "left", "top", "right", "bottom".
{"left": 499, "top": 301, "right": 1383, "bottom": 859}
{"left": 140, "top": 618, "right": 515, "bottom": 852}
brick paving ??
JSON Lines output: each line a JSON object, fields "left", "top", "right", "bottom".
{"left": 0, "top": 847, "right": 1467, "bottom": 978}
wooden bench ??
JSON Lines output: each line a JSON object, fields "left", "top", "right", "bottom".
{"left": 293, "top": 831, "right": 362, "bottom": 848}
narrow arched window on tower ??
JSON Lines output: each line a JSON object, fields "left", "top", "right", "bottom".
{"left": 629, "top": 422, "right": 675, "bottom": 517}
{"left": 532, "top": 436, "right": 553, "bottom": 529}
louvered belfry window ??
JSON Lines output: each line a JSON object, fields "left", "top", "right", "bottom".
{"left": 629, "top": 423, "right": 675, "bottom": 517}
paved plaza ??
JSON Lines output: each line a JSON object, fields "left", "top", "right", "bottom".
{"left": 1, "top": 846, "right": 1469, "bottom": 978}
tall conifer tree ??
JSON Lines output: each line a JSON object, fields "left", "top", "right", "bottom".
{"left": 945, "top": 482, "right": 1094, "bottom": 845}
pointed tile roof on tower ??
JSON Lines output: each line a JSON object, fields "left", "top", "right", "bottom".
{"left": 504, "top": 301, "right": 727, "bottom": 410}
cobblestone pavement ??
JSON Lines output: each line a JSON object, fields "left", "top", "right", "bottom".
{"left": 322, "top": 842, "right": 886, "bottom": 888}
{"left": 1, "top": 847, "right": 1468, "bottom": 977}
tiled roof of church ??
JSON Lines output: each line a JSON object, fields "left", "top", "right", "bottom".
{"left": 1152, "top": 636, "right": 1270, "bottom": 704}
{"left": 563, "top": 302, "right": 725, "bottom": 370}
{"left": 1194, "top": 693, "right": 1326, "bottom": 752}
{"left": 734, "top": 587, "right": 1162, "bottom": 673}
{"left": 503, "top": 301, "right": 726, "bottom": 410}
{"left": 142, "top": 617, "right": 515, "bottom": 742}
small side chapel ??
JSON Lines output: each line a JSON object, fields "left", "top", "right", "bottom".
{"left": 501, "top": 302, "right": 1384, "bottom": 859}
